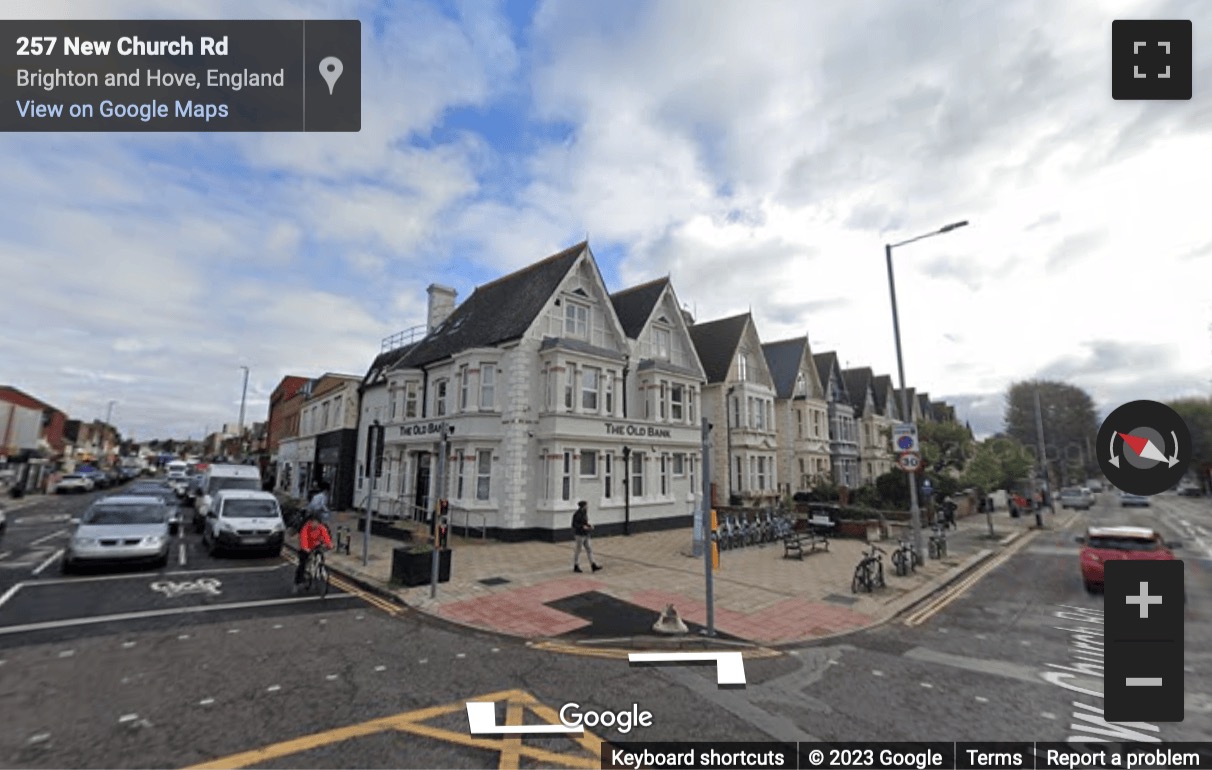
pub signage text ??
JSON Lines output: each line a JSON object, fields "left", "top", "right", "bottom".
{"left": 399, "top": 422, "right": 447, "bottom": 437}
{"left": 605, "top": 422, "right": 672, "bottom": 439}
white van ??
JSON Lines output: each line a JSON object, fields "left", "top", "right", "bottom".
{"left": 201, "top": 490, "right": 285, "bottom": 557}
{"left": 192, "top": 464, "right": 263, "bottom": 532}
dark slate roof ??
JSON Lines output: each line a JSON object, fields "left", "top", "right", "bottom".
{"left": 841, "top": 367, "right": 874, "bottom": 416}
{"left": 871, "top": 374, "right": 895, "bottom": 415}
{"left": 401, "top": 242, "right": 586, "bottom": 368}
{"left": 812, "top": 351, "right": 842, "bottom": 397}
{"left": 896, "top": 387, "right": 916, "bottom": 415}
{"left": 761, "top": 338, "right": 807, "bottom": 399}
{"left": 688, "top": 313, "right": 750, "bottom": 384}
{"left": 610, "top": 277, "right": 668, "bottom": 339}
{"left": 538, "top": 336, "right": 626, "bottom": 361}
{"left": 361, "top": 344, "right": 417, "bottom": 388}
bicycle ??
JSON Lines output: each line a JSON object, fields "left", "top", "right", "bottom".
{"left": 929, "top": 524, "right": 948, "bottom": 559}
{"left": 852, "top": 544, "right": 886, "bottom": 593}
{"left": 301, "top": 546, "right": 330, "bottom": 598}
{"left": 891, "top": 537, "right": 918, "bottom": 576}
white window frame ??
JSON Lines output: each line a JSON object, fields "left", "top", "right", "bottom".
{"left": 479, "top": 364, "right": 496, "bottom": 410}
{"left": 565, "top": 302, "right": 589, "bottom": 338}
{"left": 658, "top": 381, "right": 667, "bottom": 420}
{"left": 757, "top": 456, "right": 767, "bottom": 490}
{"left": 603, "top": 453, "right": 613, "bottom": 498}
{"left": 670, "top": 384, "right": 684, "bottom": 421}
{"left": 405, "top": 382, "right": 418, "bottom": 419}
{"left": 654, "top": 327, "right": 671, "bottom": 360}
{"left": 564, "top": 366, "right": 574, "bottom": 410}
{"left": 475, "top": 450, "right": 491, "bottom": 501}
{"left": 737, "top": 353, "right": 748, "bottom": 381}
{"left": 605, "top": 371, "right": 614, "bottom": 415}
{"left": 458, "top": 365, "right": 469, "bottom": 410}
{"left": 389, "top": 389, "right": 398, "bottom": 421}
{"left": 660, "top": 454, "right": 668, "bottom": 496}
{"left": 582, "top": 367, "right": 600, "bottom": 412}
{"left": 580, "top": 449, "right": 597, "bottom": 478}
{"left": 562, "top": 451, "right": 572, "bottom": 501}
{"left": 672, "top": 453, "right": 686, "bottom": 477}
{"left": 456, "top": 453, "right": 466, "bottom": 499}
{"left": 435, "top": 380, "right": 448, "bottom": 416}
{"left": 631, "top": 451, "right": 645, "bottom": 497}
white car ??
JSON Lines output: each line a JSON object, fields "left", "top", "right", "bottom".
{"left": 55, "top": 474, "right": 95, "bottom": 493}
{"left": 1059, "top": 487, "right": 1094, "bottom": 510}
{"left": 201, "top": 490, "right": 285, "bottom": 557}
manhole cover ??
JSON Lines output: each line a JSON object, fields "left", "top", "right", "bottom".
{"left": 824, "top": 594, "right": 859, "bottom": 606}
{"left": 478, "top": 577, "right": 511, "bottom": 586}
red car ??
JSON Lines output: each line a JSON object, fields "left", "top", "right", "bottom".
{"left": 1077, "top": 526, "right": 1182, "bottom": 593}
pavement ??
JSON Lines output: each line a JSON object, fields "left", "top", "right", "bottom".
{"left": 292, "top": 506, "right": 1062, "bottom": 647}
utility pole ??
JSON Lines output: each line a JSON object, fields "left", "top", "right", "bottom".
{"left": 237, "top": 366, "right": 250, "bottom": 460}
{"left": 362, "top": 420, "right": 380, "bottom": 567}
{"left": 1033, "top": 388, "right": 1052, "bottom": 527}
{"left": 701, "top": 416, "right": 715, "bottom": 637}
{"left": 431, "top": 423, "right": 451, "bottom": 599}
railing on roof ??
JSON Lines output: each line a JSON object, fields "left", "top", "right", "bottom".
{"left": 381, "top": 325, "right": 426, "bottom": 353}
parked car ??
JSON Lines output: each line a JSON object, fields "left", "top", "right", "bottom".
{"left": 0, "top": 501, "right": 7, "bottom": 534}
{"left": 119, "top": 481, "right": 183, "bottom": 534}
{"left": 78, "top": 469, "right": 108, "bottom": 489}
{"left": 1120, "top": 492, "right": 1151, "bottom": 507}
{"left": 193, "top": 464, "right": 263, "bottom": 532}
{"left": 1059, "top": 487, "right": 1094, "bottom": 510}
{"left": 1086, "top": 480, "right": 1103, "bottom": 493}
{"left": 55, "top": 474, "right": 95, "bottom": 494}
{"left": 62, "top": 496, "right": 172, "bottom": 573}
{"left": 1076, "top": 526, "right": 1181, "bottom": 593}
{"left": 166, "top": 471, "right": 189, "bottom": 497}
{"left": 1177, "top": 485, "right": 1203, "bottom": 497}
{"left": 201, "top": 490, "right": 285, "bottom": 557}
{"left": 183, "top": 474, "right": 206, "bottom": 507}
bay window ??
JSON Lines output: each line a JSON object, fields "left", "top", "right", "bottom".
{"left": 480, "top": 364, "right": 496, "bottom": 409}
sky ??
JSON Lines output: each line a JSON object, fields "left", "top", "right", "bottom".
{"left": 2, "top": 0, "right": 1210, "bottom": 442}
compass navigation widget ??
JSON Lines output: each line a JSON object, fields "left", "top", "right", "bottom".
{"left": 1097, "top": 400, "right": 1191, "bottom": 496}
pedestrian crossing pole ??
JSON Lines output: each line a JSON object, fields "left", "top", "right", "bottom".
{"left": 431, "top": 422, "right": 451, "bottom": 599}
{"left": 701, "top": 417, "right": 716, "bottom": 636}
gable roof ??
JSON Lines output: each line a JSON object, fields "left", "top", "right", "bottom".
{"left": 841, "top": 367, "right": 874, "bottom": 416}
{"left": 401, "top": 242, "right": 587, "bottom": 368}
{"left": 871, "top": 374, "right": 896, "bottom": 415}
{"left": 362, "top": 344, "right": 417, "bottom": 389}
{"left": 761, "top": 338, "right": 808, "bottom": 399}
{"left": 813, "top": 351, "right": 842, "bottom": 395}
{"left": 917, "top": 392, "right": 934, "bottom": 418}
{"left": 896, "top": 388, "right": 917, "bottom": 414}
{"left": 0, "top": 385, "right": 62, "bottom": 413}
{"left": 688, "top": 313, "right": 750, "bottom": 383}
{"left": 609, "top": 277, "right": 669, "bottom": 339}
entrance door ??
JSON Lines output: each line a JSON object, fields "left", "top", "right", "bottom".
{"left": 413, "top": 453, "right": 431, "bottom": 521}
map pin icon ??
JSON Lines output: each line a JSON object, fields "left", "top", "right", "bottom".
{"left": 319, "top": 56, "right": 343, "bottom": 95}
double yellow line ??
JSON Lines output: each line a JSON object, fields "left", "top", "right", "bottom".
{"left": 284, "top": 552, "right": 403, "bottom": 617}
{"left": 903, "top": 528, "right": 1040, "bottom": 626}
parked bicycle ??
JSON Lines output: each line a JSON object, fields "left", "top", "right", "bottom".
{"left": 852, "top": 544, "right": 886, "bottom": 593}
{"left": 891, "top": 537, "right": 919, "bottom": 577}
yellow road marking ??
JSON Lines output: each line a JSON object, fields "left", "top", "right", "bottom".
{"left": 283, "top": 552, "right": 402, "bottom": 616}
{"left": 183, "top": 688, "right": 603, "bottom": 770}
{"left": 904, "top": 528, "right": 1041, "bottom": 627}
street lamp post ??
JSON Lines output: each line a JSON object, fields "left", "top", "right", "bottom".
{"left": 622, "top": 445, "right": 632, "bottom": 535}
{"left": 237, "top": 366, "right": 250, "bottom": 460}
{"left": 885, "top": 220, "right": 968, "bottom": 562}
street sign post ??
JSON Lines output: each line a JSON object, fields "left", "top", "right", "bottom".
{"left": 897, "top": 452, "right": 922, "bottom": 472}
{"left": 892, "top": 423, "right": 919, "bottom": 454}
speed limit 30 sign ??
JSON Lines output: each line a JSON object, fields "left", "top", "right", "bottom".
{"left": 896, "top": 452, "right": 921, "bottom": 471}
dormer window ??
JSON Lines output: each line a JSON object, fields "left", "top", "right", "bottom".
{"left": 565, "top": 302, "right": 589, "bottom": 338}
{"left": 654, "top": 327, "right": 671, "bottom": 360}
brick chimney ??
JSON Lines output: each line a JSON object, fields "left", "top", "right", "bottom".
{"left": 427, "top": 284, "right": 457, "bottom": 333}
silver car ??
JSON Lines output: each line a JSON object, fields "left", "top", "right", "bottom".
{"left": 63, "top": 496, "right": 171, "bottom": 573}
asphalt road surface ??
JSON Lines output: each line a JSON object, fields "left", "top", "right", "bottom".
{"left": 1, "top": 489, "right": 1209, "bottom": 768}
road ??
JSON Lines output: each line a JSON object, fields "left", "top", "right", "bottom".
{"left": 0, "top": 489, "right": 1209, "bottom": 768}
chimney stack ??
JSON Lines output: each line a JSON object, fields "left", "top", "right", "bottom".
{"left": 427, "top": 284, "right": 458, "bottom": 333}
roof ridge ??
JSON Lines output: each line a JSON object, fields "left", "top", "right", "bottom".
{"left": 760, "top": 336, "right": 807, "bottom": 348}
{"left": 610, "top": 276, "right": 669, "bottom": 297}
{"left": 472, "top": 241, "right": 586, "bottom": 294}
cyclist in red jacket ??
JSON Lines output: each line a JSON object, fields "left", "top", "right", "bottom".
{"left": 294, "top": 511, "right": 333, "bottom": 593}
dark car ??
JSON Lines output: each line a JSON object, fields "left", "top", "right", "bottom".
{"left": 121, "top": 481, "right": 183, "bottom": 534}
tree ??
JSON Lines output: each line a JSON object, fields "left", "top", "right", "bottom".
{"left": 1004, "top": 380, "right": 1099, "bottom": 485}
{"left": 1168, "top": 396, "right": 1212, "bottom": 487}
{"left": 918, "top": 420, "right": 973, "bottom": 472}
{"left": 962, "top": 436, "right": 1035, "bottom": 494}
{"left": 875, "top": 470, "right": 909, "bottom": 510}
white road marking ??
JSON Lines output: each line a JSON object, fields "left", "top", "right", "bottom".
{"left": 29, "top": 528, "right": 69, "bottom": 547}
{"left": 266, "top": 685, "right": 281, "bottom": 692}
{"left": 227, "top": 628, "right": 239, "bottom": 634}
{"left": 30, "top": 563, "right": 284, "bottom": 587}
{"left": 27, "top": 733, "right": 50, "bottom": 744}
{"left": 975, "top": 696, "right": 989, "bottom": 703}
{"left": 921, "top": 682, "right": 934, "bottom": 688}
{"left": 0, "top": 551, "right": 11, "bottom": 560}
{"left": 319, "top": 619, "right": 327, "bottom": 624}
{"left": 31, "top": 549, "right": 63, "bottom": 575}
{"left": 1020, "top": 640, "right": 1032, "bottom": 645}
{"left": 178, "top": 634, "right": 190, "bottom": 640}
{"left": 938, "top": 628, "right": 948, "bottom": 634}
{"left": 325, "top": 674, "right": 338, "bottom": 680}
{"left": 374, "top": 665, "right": 386, "bottom": 672}
{"left": 1041, "top": 712, "right": 1057, "bottom": 720}
{"left": 872, "top": 670, "right": 884, "bottom": 676}
{"left": 356, "top": 614, "right": 364, "bottom": 620}
{"left": 826, "top": 659, "right": 838, "bottom": 665}
{"left": 0, "top": 594, "right": 358, "bottom": 636}
{"left": 118, "top": 714, "right": 138, "bottom": 723}
{"left": 272, "top": 624, "right": 283, "bottom": 629}
{"left": 199, "top": 698, "right": 214, "bottom": 706}
{"left": 456, "top": 653, "right": 466, "bottom": 659}
{"left": 122, "top": 641, "right": 136, "bottom": 648}
{"left": 0, "top": 582, "right": 22, "bottom": 610}
{"left": 419, "top": 658, "right": 428, "bottom": 664}
{"left": 178, "top": 544, "right": 186, "bottom": 566}
{"left": 490, "top": 647, "right": 499, "bottom": 653}
{"left": 975, "top": 634, "right": 987, "bottom": 639}
{"left": 58, "top": 649, "right": 74, "bottom": 657}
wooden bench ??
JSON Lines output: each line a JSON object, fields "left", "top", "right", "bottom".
{"left": 783, "top": 529, "right": 829, "bottom": 559}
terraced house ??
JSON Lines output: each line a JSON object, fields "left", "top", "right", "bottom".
{"left": 842, "top": 367, "right": 898, "bottom": 485}
{"left": 690, "top": 313, "right": 780, "bottom": 506}
{"left": 369, "top": 243, "right": 707, "bottom": 541}
{"left": 814, "top": 351, "right": 861, "bottom": 488}
{"left": 762, "top": 336, "right": 831, "bottom": 495}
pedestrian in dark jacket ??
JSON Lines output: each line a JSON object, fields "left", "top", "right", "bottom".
{"left": 571, "top": 500, "right": 601, "bottom": 573}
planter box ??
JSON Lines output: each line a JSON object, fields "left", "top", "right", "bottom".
{"left": 391, "top": 547, "right": 451, "bottom": 587}
{"left": 358, "top": 517, "right": 413, "bottom": 542}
